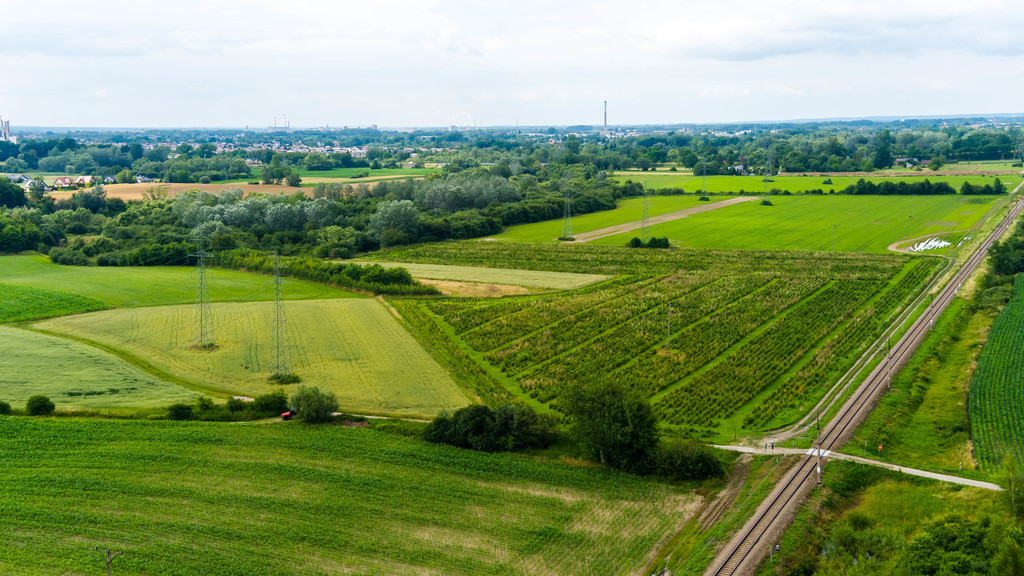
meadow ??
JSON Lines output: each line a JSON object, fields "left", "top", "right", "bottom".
{"left": 34, "top": 299, "right": 468, "bottom": 418}
{"left": 969, "top": 275, "right": 1024, "bottom": 469}
{"left": 0, "top": 418, "right": 702, "bottom": 576}
{"left": 493, "top": 196, "right": 726, "bottom": 242}
{"left": 610, "top": 171, "right": 1019, "bottom": 194}
{"left": 357, "top": 261, "right": 610, "bottom": 290}
{"left": 0, "top": 255, "right": 356, "bottom": 308}
{"left": 0, "top": 326, "right": 198, "bottom": 409}
{"left": 591, "top": 195, "right": 1000, "bottom": 253}
{"left": 0, "top": 282, "right": 106, "bottom": 322}
{"left": 376, "top": 243, "right": 938, "bottom": 439}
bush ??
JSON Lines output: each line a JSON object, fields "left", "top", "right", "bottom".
{"left": 0, "top": 401, "right": 10, "bottom": 415}
{"left": 25, "top": 395, "right": 55, "bottom": 416}
{"left": 167, "top": 403, "right": 193, "bottom": 420}
{"left": 564, "top": 381, "right": 659, "bottom": 471}
{"left": 648, "top": 440, "right": 725, "bottom": 481}
{"left": 290, "top": 386, "right": 338, "bottom": 423}
{"left": 225, "top": 397, "right": 247, "bottom": 412}
{"left": 194, "top": 396, "right": 215, "bottom": 411}
{"left": 423, "top": 403, "right": 559, "bottom": 452}
{"left": 253, "top": 389, "right": 289, "bottom": 415}
{"left": 761, "top": 198, "right": 774, "bottom": 206}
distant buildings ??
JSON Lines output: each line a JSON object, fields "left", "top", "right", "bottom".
{"left": 0, "top": 116, "right": 13, "bottom": 143}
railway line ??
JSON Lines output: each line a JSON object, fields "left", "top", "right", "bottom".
{"left": 705, "top": 196, "right": 1024, "bottom": 576}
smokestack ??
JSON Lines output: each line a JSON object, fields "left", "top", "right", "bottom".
{"left": 604, "top": 101, "right": 607, "bottom": 131}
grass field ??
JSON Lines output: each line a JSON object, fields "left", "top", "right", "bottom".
{"left": 841, "top": 299, "right": 987, "bottom": 477}
{"left": 0, "top": 418, "right": 702, "bottom": 576}
{"left": 970, "top": 275, "right": 1024, "bottom": 469}
{"left": 34, "top": 299, "right": 469, "bottom": 418}
{"left": 493, "top": 196, "right": 726, "bottom": 242}
{"left": 590, "top": 195, "right": 1000, "bottom": 253}
{"left": 610, "top": 171, "right": 1020, "bottom": 193}
{"left": 0, "top": 282, "right": 106, "bottom": 322}
{"left": 760, "top": 460, "right": 1008, "bottom": 576}
{"left": 251, "top": 166, "right": 438, "bottom": 179}
{"left": 0, "top": 255, "right": 357, "bottom": 308}
{"left": 0, "top": 326, "right": 197, "bottom": 409}
{"left": 357, "top": 261, "right": 610, "bottom": 290}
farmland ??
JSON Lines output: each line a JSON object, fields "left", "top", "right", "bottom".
{"left": 591, "top": 195, "right": 1000, "bottom": 253}
{"left": 376, "top": 243, "right": 939, "bottom": 439}
{"left": 0, "top": 282, "right": 106, "bottom": 322}
{"left": 0, "top": 255, "right": 356, "bottom": 308}
{"left": 493, "top": 195, "right": 726, "bottom": 242}
{"left": 610, "top": 171, "right": 1018, "bottom": 194}
{"left": 0, "top": 326, "right": 198, "bottom": 409}
{"left": 969, "top": 275, "right": 1024, "bottom": 469}
{"left": 34, "top": 299, "right": 469, "bottom": 418}
{"left": 357, "top": 261, "right": 610, "bottom": 290}
{"left": 0, "top": 418, "right": 703, "bottom": 576}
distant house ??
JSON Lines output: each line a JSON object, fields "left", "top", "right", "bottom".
{"left": 52, "top": 176, "right": 75, "bottom": 189}
{"left": 75, "top": 175, "right": 94, "bottom": 186}
{"left": 103, "top": 175, "right": 117, "bottom": 184}
{"left": 135, "top": 175, "right": 154, "bottom": 183}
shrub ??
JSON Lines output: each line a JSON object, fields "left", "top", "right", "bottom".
{"left": 167, "top": 403, "right": 193, "bottom": 420}
{"left": 225, "top": 397, "right": 247, "bottom": 412}
{"left": 253, "top": 389, "right": 289, "bottom": 415}
{"left": 648, "top": 440, "right": 726, "bottom": 481}
{"left": 423, "top": 404, "right": 559, "bottom": 452}
{"left": 563, "top": 381, "right": 659, "bottom": 471}
{"left": 25, "top": 395, "right": 55, "bottom": 416}
{"left": 0, "top": 401, "right": 10, "bottom": 415}
{"left": 194, "top": 396, "right": 215, "bottom": 411}
{"left": 290, "top": 386, "right": 338, "bottom": 423}
{"left": 761, "top": 198, "right": 774, "bottom": 206}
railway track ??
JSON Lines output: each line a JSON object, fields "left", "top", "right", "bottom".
{"left": 705, "top": 196, "right": 1024, "bottom": 576}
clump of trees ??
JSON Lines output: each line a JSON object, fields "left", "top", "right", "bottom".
{"left": 423, "top": 404, "right": 560, "bottom": 452}
{"left": 627, "top": 237, "right": 670, "bottom": 248}
{"left": 289, "top": 386, "right": 338, "bottom": 423}
{"left": 25, "top": 395, "right": 55, "bottom": 416}
{"left": 563, "top": 381, "right": 725, "bottom": 481}
{"left": 167, "top": 389, "right": 291, "bottom": 421}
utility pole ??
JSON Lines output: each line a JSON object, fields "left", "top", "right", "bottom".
{"left": 641, "top": 191, "right": 650, "bottom": 242}
{"left": 561, "top": 189, "right": 573, "bottom": 239}
{"left": 832, "top": 224, "right": 838, "bottom": 253}
{"left": 95, "top": 547, "right": 123, "bottom": 576}
{"left": 190, "top": 237, "right": 215, "bottom": 350}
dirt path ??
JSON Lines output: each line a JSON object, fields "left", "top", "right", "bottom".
{"left": 713, "top": 445, "right": 1000, "bottom": 490}
{"left": 571, "top": 196, "right": 759, "bottom": 243}
{"left": 699, "top": 454, "right": 753, "bottom": 530}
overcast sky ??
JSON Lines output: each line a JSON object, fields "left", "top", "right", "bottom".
{"left": 2, "top": 0, "right": 1023, "bottom": 128}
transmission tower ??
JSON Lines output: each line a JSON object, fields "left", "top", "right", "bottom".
{"left": 561, "top": 189, "right": 573, "bottom": 239}
{"left": 641, "top": 191, "right": 650, "bottom": 242}
{"left": 191, "top": 238, "right": 215, "bottom": 349}
{"left": 270, "top": 253, "right": 291, "bottom": 376}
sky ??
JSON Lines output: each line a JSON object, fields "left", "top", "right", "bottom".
{"left": 2, "top": 0, "right": 1024, "bottom": 129}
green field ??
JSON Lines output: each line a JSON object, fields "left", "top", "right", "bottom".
{"left": 970, "top": 275, "right": 1024, "bottom": 469}
{"left": 358, "top": 261, "right": 610, "bottom": 289}
{"left": 0, "top": 326, "right": 197, "bottom": 409}
{"left": 35, "top": 299, "right": 469, "bottom": 418}
{"left": 494, "top": 196, "right": 726, "bottom": 242}
{"left": 611, "top": 171, "right": 1021, "bottom": 193}
{"left": 380, "top": 243, "right": 937, "bottom": 440}
{"left": 591, "top": 195, "right": 1000, "bottom": 253}
{"left": 0, "top": 255, "right": 357, "bottom": 308}
{"left": 0, "top": 283, "right": 106, "bottom": 322}
{"left": 0, "top": 418, "right": 701, "bottom": 576}
{"left": 250, "top": 166, "right": 437, "bottom": 179}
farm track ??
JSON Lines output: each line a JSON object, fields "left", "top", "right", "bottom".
{"left": 570, "top": 196, "right": 759, "bottom": 242}
{"left": 705, "top": 195, "right": 1024, "bottom": 576}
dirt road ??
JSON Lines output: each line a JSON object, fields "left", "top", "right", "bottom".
{"left": 571, "top": 196, "right": 759, "bottom": 243}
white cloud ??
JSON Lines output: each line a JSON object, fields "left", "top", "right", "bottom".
{"left": 0, "top": 0, "right": 1022, "bottom": 126}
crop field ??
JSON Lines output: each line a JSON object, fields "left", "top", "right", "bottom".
{"left": 969, "top": 275, "right": 1024, "bottom": 469}
{"left": 0, "top": 326, "right": 197, "bottom": 409}
{"left": 356, "top": 261, "right": 609, "bottom": 290}
{"left": 34, "top": 299, "right": 469, "bottom": 418}
{"left": 493, "top": 196, "right": 726, "bottom": 242}
{"left": 378, "top": 243, "right": 939, "bottom": 439}
{"left": 0, "top": 418, "right": 701, "bottom": 576}
{"left": 0, "top": 255, "right": 356, "bottom": 308}
{"left": 610, "top": 171, "right": 1018, "bottom": 193}
{"left": 0, "top": 283, "right": 106, "bottom": 322}
{"left": 591, "top": 195, "right": 1000, "bottom": 253}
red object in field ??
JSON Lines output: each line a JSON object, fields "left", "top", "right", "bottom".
{"left": 281, "top": 409, "right": 296, "bottom": 420}
{"left": 878, "top": 444, "right": 883, "bottom": 451}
